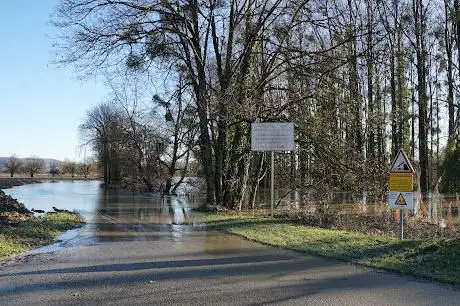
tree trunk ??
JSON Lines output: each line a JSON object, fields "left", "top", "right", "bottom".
{"left": 171, "top": 151, "right": 190, "bottom": 195}
{"left": 103, "top": 139, "right": 109, "bottom": 186}
{"left": 188, "top": 0, "right": 215, "bottom": 205}
{"left": 414, "top": 0, "right": 429, "bottom": 192}
{"left": 237, "top": 155, "right": 251, "bottom": 211}
{"left": 366, "top": 0, "right": 375, "bottom": 159}
{"left": 374, "top": 66, "right": 385, "bottom": 163}
{"left": 348, "top": 0, "right": 362, "bottom": 154}
{"left": 396, "top": 13, "right": 405, "bottom": 151}
{"left": 445, "top": 1, "right": 455, "bottom": 137}
{"left": 390, "top": 41, "right": 398, "bottom": 156}
{"left": 455, "top": 0, "right": 460, "bottom": 78}
{"left": 249, "top": 152, "right": 266, "bottom": 209}
{"left": 455, "top": 0, "right": 460, "bottom": 140}
{"left": 196, "top": 66, "right": 215, "bottom": 205}
{"left": 411, "top": 84, "right": 416, "bottom": 160}
{"left": 215, "top": 117, "right": 226, "bottom": 205}
{"left": 223, "top": 124, "right": 244, "bottom": 206}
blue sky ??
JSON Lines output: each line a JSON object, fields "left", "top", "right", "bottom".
{"left": 0, "top": 1, "right": 109, "bottom": 161}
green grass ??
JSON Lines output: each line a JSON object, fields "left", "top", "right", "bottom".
{"left": 204, "top": 213, "right": 460, "bottom": 284}
{"left": 0, "top": 212, "right": 84, "bottom": 260}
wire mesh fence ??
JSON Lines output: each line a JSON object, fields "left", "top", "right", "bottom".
{"left": 240, "top": 187, "right": 460, "bottom": 239}
{"left": 175, "top": 175, "right": 460, "bottom": 238}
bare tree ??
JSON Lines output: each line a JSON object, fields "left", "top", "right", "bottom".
{"left": 61, "top": 159, "right": 78, "bottom": 178}
{"left": 78, "top": 158, "right": 94, "bottom": 178}
{"left": 79, "top": 103, "right": 124, "bottom": 185}
{"left": 413, "top": 0, "right": 430, "bottom": 192}
{"left": 24, "top": 158, "right": 44, "bottom": 178}
{"left": 6, "top": 155, "right": 22, "bottom": 178}
{"left": 49, "top": 161, "right": 61, "bottom": 177}
{"left": 148, "top": 71, "right": 198, "bottom": 194}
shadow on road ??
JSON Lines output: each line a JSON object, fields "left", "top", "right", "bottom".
{"left": 1, "top": 253, "right": 299, "bottom": 277}
{"left": 0, "top": 252, "right": 364, "bottom": 298}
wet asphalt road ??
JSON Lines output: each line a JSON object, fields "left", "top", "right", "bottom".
{"left": 1, "top": 204, "right": 460, "bottom": 305}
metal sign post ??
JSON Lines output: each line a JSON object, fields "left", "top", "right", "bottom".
{"left": 271, "top": 151, "right": 274, "bottom": 217}
{"left": 388, "top": 149, "right": 415, "bottom": 241}
{"left": 399, "top": 209, "right": 404, "bottom": 240}
{"left": 251, "top": 122, "right": 294, "bottom": 217}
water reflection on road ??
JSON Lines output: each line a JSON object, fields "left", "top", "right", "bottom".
{"left": 92, "top": 190, "right": 203, "bottom": 243}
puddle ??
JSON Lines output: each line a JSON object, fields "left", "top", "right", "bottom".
{"left": 28, "top": 224, "right": 97, "bottom": 255}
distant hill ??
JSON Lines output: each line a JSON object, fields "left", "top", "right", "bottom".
{"left": 0, "top": 157, "right": 61, "bottom": 172}
{"left": 0, "top": 157, "right": 7, "bottom": 170}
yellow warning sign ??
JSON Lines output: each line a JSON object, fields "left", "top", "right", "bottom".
{"left": 389, "top": 192, "right": 413, "bottom": 210}
{"left": 389, "top": 173, "right": 413, "bottom": 192}
{"left": 395, "top": 193, "right": 407, "bottom": 205}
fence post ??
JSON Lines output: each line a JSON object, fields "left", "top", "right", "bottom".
{"left": 426, "top": 192, "right": 433, "bottom": 223}
{"left": 362, "top": 191, "right": 367, "bottom": 213}
{"left": 413, "top": 191, "right": 419, "bottom": 217}
{"left": 447, "top": 201, "right": 452, "bottom": 231}
{"left": 456, "top": 193, "right": 460, "bottom": 223}
{"left": 433, "top": 192, "right": 438, "bottom": 225}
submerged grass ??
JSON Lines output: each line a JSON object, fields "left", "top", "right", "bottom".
{"left": 0, "top": 212, "right": 84, "bottom": 260}
{"left": 204, "top": 213, "right": 460, "bottom": 285}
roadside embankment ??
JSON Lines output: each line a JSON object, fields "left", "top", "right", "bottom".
{"left": 0, "top": 210, "right": 84, "bottom": 260}
{"left": 0, "top": 189, "right": 84, "bottom": 260}
{"left": 0, "top": 190, "right": 33, "bottom": 221}
{"left": 203, "top": 212, "right": 460, "bottom": 285}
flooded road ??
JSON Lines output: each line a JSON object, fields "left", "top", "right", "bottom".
{"left": 3, "top": 181, "right": 460, "bottom": 305}
{"left": 5, "top": 180, "right": 208, "bottom": 250}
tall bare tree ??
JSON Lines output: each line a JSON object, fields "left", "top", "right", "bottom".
{"left": 24, "top": 158, "right": 44, "bottom": 178}
{"left": 79, "top": 103, "right": 123, "bottom": 185}
{"left": 6, "top": 155, "right": 22, "bottom": 178}
{"left": 61, "top": 159, "right": 78, "bottom": 178}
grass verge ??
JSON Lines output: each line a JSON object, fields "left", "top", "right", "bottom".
{"left": 203, "top": 212, "right": 460, "bottom": 285}
{"left": 0, "top": 212, "right": 84, "bottom": 260}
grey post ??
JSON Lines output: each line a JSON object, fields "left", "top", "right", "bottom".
{"left": 399, "top": 209, "right": 404, "bottom": 240}
{"left": 271, "top": 151, "right": 274, "bottom": 218}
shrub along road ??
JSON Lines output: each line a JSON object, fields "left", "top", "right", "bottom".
{"left": 0, "top": 210, "right": 459, "bottom": 305}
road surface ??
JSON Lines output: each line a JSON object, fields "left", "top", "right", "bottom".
{"left": 1, "top": 207, "right": 459, "bottom": 305}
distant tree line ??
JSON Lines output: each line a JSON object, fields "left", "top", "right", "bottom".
{"left": 4, "top": 155, "right": 97, "bottom": 178}
{"left": 53, "top": 0, "right": 460, "bottom": 207}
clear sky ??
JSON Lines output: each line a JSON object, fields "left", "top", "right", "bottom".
{"left": 0, "top": 1, "right": 109, "bottom": 161}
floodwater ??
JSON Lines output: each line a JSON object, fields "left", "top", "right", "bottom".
{"left": 3, "top": 180, "right": 219, "bottom": 253}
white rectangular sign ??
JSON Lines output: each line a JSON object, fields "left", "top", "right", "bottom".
{"left": 251, "top": 122, "right": 294, "bottom": 151}
{"left": 388, "top": 192, "right": 413, "bottom": 210}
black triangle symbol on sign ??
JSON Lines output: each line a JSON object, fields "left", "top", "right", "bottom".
{"left": 395, "top": 193, "right": 407, "bottom": 205}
